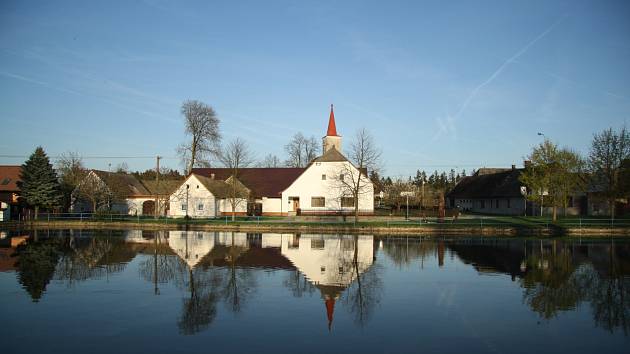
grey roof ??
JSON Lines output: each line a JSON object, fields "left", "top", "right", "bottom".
{"left": 312, "top": 147, "right": 349, "bottom": 163}
{"left": 92, "top": 170, "right": 151, "bottom": 197}
{"left": 192, "top": 173, "right": 249, "bottom": 199}
{"left": 447, "top": 169, "right": 525, "bottom": 199}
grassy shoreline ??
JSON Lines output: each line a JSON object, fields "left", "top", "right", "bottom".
{"left": 2, "top": 219, "right": 629, "bottom": 236}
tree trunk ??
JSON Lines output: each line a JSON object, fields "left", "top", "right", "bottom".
{"left": 34, "top": 205, "right": 39, "bottom": 220}
{"left": 610, "top": 198, "right": 616, "bottom": 220}
{"left": 552, "top": 205, "right": 557, "bottom": 222}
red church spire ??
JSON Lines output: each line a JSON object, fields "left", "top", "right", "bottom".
{"left": 325, "top": 297, "right": 336, "bottom": 331}
{"left": 326, "top": 104, "right": 338, "bottom": 136}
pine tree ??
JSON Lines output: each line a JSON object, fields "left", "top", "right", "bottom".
{"left": 19, "top": 147, "right": 62, "bottom": 219}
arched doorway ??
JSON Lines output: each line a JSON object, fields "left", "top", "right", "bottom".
{"left": 142, "top": 200, "right": 155, "bottom": 215}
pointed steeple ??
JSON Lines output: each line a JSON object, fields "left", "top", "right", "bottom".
{"left": 327, "top": 104, "right": 338, "bottom": 136}
{"left": 325, "top": 296, "right": 335, "bottom": 331}
{"left": 323, "top": 104, "right": 342, "bottom": 154}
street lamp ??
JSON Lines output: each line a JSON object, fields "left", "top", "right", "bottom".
{"left": 185, "top": 184, "right": 189, "bottom": 219}
{"left": 401, "top": 191, "right": 414, "bottom": 220}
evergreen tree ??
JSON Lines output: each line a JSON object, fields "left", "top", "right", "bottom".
{"left": 19, "top": 147, "right": 62, "bottom": 218}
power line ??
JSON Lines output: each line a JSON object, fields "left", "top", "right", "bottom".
{"left": 0, "top": 155, "right": 179, "bottom": 160}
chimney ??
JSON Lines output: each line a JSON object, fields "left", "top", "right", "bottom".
{"left": 511, "top": 164, "right": 516, "bottom": 170}
{"left": 210, "top": 173, "right": 215, "bottom": 180}
{"left": 524, "top": 160, "right": 531, "bottom": 168}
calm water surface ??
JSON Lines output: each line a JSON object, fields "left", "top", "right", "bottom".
{"left": 1, "top": 229, "right": 629, "bottom": 354}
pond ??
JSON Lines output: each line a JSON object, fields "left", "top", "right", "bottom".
{"left": 1, "top": 229, "right": 629, "bottom": 354}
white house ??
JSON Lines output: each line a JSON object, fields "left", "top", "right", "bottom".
{"left": 168, "top": 173, "right": 248, "bottom": 218}
{"left": 191, "top": 105, "right": 374, "bottom": 216}
{"left": 71, "top": 170, "right": 180, "bottom": 215}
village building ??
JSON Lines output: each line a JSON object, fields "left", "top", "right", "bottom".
{"left": 168, "top": 173, "right": 249, "bottom": 218}
{"left": 191, "top": 105, "right": 374, "bottom": 216}
{"left": 124, "top": 230, "right": 375, "bottom": 331}
{"left": 447, "top": 166, "right": 529, "bottom": 216}
{"left": 447, "top": 165, "right": 591, "bottom": 216}
{"left": 0, "top": 165, "right": 23, "bottom": 221}
{"left": 71, "top": 170, "right": 181, "bottom": 215}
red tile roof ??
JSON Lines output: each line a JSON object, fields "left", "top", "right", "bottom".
{"left": 0, "top": 166, "right": 21, "bottom": 192}
{"left": 326, "top": 104, "right": 339, "bottom": 136}
{"left": 192, "top": 167, "right": 305, "bottom": 198}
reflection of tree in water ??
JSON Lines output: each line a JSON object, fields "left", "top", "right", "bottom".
{"left": 343, "top": 235, "right": 382, "bottom": 327}
{"left": 178, "top": 266, "right": 222, "bottom": 335}
{"left": 15, "top": 230, "right": 62, "bottom": 302}
{"left": 520, "top": 240, "right": 630, "bottom": 335}
{"left": 221, "top": 233, "right": 257, "bottom": 313}
{"left": 283, "top": 270, "right": 316, "bottom": 298}
{"left": 521, "top": 242, "right": 582, "bottom": 319}
{"left": 137, "top": 232, "right": 180, "bottom": 295}
{"left": 16, "top": 230, "right": 132, "bottom": 301}
{"left": 381, "top": 237, "right": 436, "bottom": 268}
{"left": 54, "top": 231, "right": 131, "bottom": 285}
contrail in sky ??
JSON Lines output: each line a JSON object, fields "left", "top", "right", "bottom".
{"left": 453, "top": 14, "right": 568, "bottom": 120}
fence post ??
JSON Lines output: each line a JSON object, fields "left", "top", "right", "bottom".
{"left": 80, "top": 213, "right": 83, "bottom": 222}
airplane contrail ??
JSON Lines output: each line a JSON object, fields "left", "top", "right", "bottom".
{"left": 453, "top": 14, "right": 568, "bottom": 120}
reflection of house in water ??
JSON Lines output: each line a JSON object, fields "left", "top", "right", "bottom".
{"left": 129, "top": 231, "right": 375, "bottom": 329}
{"left": 276, "top": 234, "right": 375, "bottom": 329}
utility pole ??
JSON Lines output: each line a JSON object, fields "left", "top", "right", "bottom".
{"left": 155, "top": 155, "right": 161, "bottom": 218}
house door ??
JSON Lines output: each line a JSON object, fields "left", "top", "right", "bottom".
{"left": 142, "top": 200, "right": 155, "bottom": 215}
{"left": 293, "top": 198, "right": 300, "bottom": 212}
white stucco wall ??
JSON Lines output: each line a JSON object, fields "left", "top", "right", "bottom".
{"left": 261, "top": 197, "right": 282, "bottom": 214}
{"left": 282, "top": 161, "right": 374, "bottom": 214}
{"left": 169, "top": 175, "right": 219, "bottom": 218}
{"left": 281, "top": 234, "right": 374, "bottom": 287}
{"left": 218, "top": 198, "right": 248, "bottom": 214}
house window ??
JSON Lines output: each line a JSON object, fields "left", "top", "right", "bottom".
{"left": 507, "top": 199, "right": 511, "bottom": 208}
{"left": 339, "top": 173, "right": 345, "bottom": 181}
{"left": 321, "top": 174, "right": 326, "bottom": 180}
{"left": 480, "top": 200, "right": 485, "bottom": 209}
{"left": 198, "top": 203, "right": 204, "bottom": 211}
{"left": 311, "top": 197, "right": 325, "bottom": 207}
{"left": 495, "top": 199, "right": 500, "bottom": 208}
{"left": 341, "top": 197, "right": 355, "bottom": 208}
{"left": 311, "top": 238, "right": 325, "bottom": 249}
{"left": 181, "top": 203, "right": 187, "bottom": 211}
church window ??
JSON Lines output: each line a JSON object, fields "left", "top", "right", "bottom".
{"left": 321, "top": 174, "right": 326, "bottom": 180}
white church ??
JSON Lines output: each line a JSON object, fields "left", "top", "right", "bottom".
{"left": 169, "top": 105, "right": 374, "bottom": 217}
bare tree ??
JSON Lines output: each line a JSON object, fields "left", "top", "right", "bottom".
{"left": 56, "top": 152, "right": 87, "bottom": 212}
{"left": 333, "top": 128, "right": 381, "bottom": 223}
{"left": 73, "top": 172, "right": 110, "bottom": 212}
{"left": 177, "top": 100, "right": 221, "bottom": 174}
{"left": 285, "top": 132, "right": 320, "bottom": 167}
{"left": 258, "top": 153, "right": 282, "bottom": 168}
{"left": 219, "top": 138, "right": 253, "bottom": 220}
{"left": 588, "top": 126, "right": 630, "bottom": 219}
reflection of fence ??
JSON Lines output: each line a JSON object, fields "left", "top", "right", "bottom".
{"left": 2, "top": 213, "right": 630, "bottom": 230}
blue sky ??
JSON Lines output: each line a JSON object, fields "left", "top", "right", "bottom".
{"left": 1, "top": 0, "right": 629, "bottom": 177}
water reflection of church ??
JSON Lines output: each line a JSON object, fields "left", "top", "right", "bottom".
{"left": 126, "top": 230, "right": 375, "bottom": 329}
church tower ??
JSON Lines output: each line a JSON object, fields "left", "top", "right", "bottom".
{"left": 322, "top": 104, "right": 342, "bottom": 154}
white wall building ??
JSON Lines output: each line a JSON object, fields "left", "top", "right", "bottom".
{"left": 190, "top": 105, "right": 374, "bottom": 216}
{"left": 168, "top": 173, "right": 248, "bottom": 218}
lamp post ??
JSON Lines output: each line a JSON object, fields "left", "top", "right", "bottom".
{"left": 185, "top": 184, "right": 189, "bottom": 219}
{"left": 536, "top": 132, "right": 545, "bottom": 217}
{"left": 401, "top": 191, "right": 414, "bottom": 220}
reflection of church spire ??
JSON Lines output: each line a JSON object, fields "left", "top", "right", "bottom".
{"left": 325, "top": 296, "right": 335, "bottom": 331}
